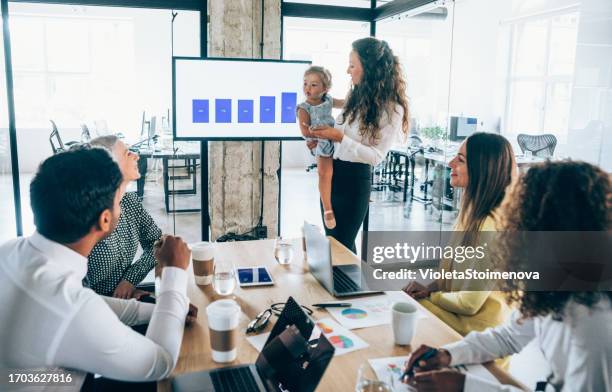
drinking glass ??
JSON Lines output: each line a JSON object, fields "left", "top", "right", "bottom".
{"left": 213, "top": 260, "right": 236, "bottom": 296}
{"left": 273, "top": 237, "right": 294, "bottom": 265}
{"left": 355, "top": 364, "right": 393, "bottom": 392}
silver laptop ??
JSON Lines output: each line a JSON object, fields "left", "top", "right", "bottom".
{"left": 304, "top": 222, "right": 379, "bottom": 297}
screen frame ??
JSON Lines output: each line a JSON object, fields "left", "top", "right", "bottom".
{"left": 172, "top": 56, "right": 312, "bottom": 141}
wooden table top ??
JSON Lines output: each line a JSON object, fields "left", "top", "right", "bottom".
{"left": 159, "top": 237, "right": 525, "bottom": 391}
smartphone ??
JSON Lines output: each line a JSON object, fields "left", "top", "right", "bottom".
{"left": 236, "top": 266, "right": 274, "bottom": 287}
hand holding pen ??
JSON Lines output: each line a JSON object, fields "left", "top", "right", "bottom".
{"left": 401, "top": 345, "right": 452, "bottom": 382}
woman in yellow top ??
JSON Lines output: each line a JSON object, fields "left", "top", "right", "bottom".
{"left": 404, "top": 132, "right": 516, "bottom": 337}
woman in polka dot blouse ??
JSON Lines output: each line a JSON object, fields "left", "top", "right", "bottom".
{"left": 86, "top": 135, "right": 162, "bottom": 298}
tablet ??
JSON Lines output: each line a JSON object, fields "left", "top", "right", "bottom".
{"left": 236, "top": 266, "right": 274, "bottom": 287}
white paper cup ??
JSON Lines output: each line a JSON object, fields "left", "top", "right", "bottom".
{"left": 192, "top": 242, "right": 215, "bottom": 286}
{"left": 206, "top": 299, "right": 241, "bottom": 363}
{"left": 392, "top": 301, "right": 418, "bottom": 346}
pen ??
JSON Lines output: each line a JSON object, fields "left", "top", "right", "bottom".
{"left": 312, "top": 303, "right": 352, "bottom": 308}
{"left": 400, "top": 348, "right": 438, "bottom": 381}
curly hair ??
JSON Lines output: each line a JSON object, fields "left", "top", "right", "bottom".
{"left": 498, "top": 160, "right": 612, "bottom": 320}
{"left": 340, "top": 37, "right": 410, "bottom": 145}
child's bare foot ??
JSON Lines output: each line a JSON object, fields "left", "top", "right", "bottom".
{"left": 324, "top": 210, "right": 336, "bottom": 229}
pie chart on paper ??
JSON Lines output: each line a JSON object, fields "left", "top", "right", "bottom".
{"left": 341, "top": 308, "right": 368, "bottom": 319}
{"left": 329, "top": 335, "right": 354, "bottom": 349}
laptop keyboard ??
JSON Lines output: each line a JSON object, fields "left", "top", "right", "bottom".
{"left": 210, "top": 366, "right": 260, "bottom": 392}
{"left": 333, "top": 266, "right": 361, "bottom": 293}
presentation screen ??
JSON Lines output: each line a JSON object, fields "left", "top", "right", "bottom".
{"left": 173, "top": 57, "right": 311, "bottom": 140}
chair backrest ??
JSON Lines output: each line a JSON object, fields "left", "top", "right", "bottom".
{"left": 80, "top": 124, "right": 91, "bottom": 142}
{"left": 49, "top": 120, "right": 65, "bottom": 154}
{"left": 517, "top": 133, "right": 557, "bottom": 158}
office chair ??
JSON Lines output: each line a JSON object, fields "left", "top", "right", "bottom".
{"left": 49, "top": 120, "right": 78, "bottom": 154}
{"left": 517, "top": 134, "right": 557, "bottom": 158}
{"left": 80, "top": 124, "right": 91, "bottom": 142}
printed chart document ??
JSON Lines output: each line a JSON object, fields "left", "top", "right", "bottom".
{"left": 368, "top": 356, "right": 500, "bottom": 392}
{"left": 247, "top": 318, "right": 369, "bottom": 357}
{"left": 326, "top": 293, "right": 425, "bottom": 330}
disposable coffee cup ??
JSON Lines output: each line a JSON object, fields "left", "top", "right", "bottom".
{"left": 392, "top": 301, "right": 418, "bottom": 346}
{"left": 206, "top": 299, "right": 241, "bottom": 363}
{"left": 192, "top": 242, "right": 214, "bottom": 286}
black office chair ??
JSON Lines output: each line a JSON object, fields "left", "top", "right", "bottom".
{"left": 517, "top": 133, "right": 557, "bottom": 158}
{"left": 49, "top": 120, "right": 79, "bottom": 154}
{"left": 80, "top": 124, "right": 92, "bottom": 142}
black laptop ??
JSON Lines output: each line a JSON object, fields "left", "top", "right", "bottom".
{"left": 304, "top": 222, "right": 380, "bottom": 297}
{"left": 171, "top": 297, "right": 335, "bottom": 392}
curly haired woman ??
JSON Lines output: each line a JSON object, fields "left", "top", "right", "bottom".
{"left": 307, "top": 37, "right": 410, "bottom": 251}
{"left": 403, "top": 161, "right": 612, "bottom": 391}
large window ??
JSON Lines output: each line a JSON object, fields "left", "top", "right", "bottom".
{"left": 4, "top": 3, "right": 201, "bottom": 237}
{"left": 505, "top": 11, "right": 579, "bottom": 144}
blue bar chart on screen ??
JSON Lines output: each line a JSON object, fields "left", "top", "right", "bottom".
{"left": 175, "top": 58, "right": 310, "bottom": 139}
{"left": 260, "top": 96, "right": 276, "bottom": 123}
{"left": 281, "top": 92, "right": 297, "bottom": 123}
{"left": 192, "top": 99, "right": 209, "bottom": 123}
{"left": 238, "top": 99, "right": 254, "bottom": 123}
{"left": 191, "top": 93, "right": 299, "bottom": 125}
{"left": 215, "top": 99, "right": 232, "bottom": 123}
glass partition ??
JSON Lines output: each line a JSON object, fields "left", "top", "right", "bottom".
{"left": 8, "top": 3, "right": 201, "bottom": 241}
{"left": 281, "top": 17, "right": 370, "bottom": 238}
{"left": 375, "top": 1, "right": 455, "bottom": 233}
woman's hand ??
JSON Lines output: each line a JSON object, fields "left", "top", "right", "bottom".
{"left": 113, "top": 279, "right": 135, "bottom": 299}
{"left": 403, "top": 345, "right": 452, "bottom": 376}
{"left": 310, "top": 125, "right": 343, "bottom": 142}
{"left": 403, "top": 281, "right": 430, "bottom": 300}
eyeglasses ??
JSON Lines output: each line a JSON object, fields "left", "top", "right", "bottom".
{"left": 246, "top": 302, "right": 313, "bottom": 334}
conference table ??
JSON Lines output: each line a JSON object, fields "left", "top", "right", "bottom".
{"left": 158, "top": 237, "right": 525, "bottom": 391}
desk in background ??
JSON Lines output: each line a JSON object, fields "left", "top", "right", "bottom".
{"left": 136, "top": 143, "right": 200, "bottom": 213}
{"left": 158, "top": 237, "right": 525, "bottom": 391}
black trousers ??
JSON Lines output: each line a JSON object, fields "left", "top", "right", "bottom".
{"left": 321, "top": 159, "right": 371, "bottom": 253}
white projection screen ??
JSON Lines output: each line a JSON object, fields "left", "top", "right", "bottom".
{"left": 173, "top": 57, "right": 311, "bottom": 140}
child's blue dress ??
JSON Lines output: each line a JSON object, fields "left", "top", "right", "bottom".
{"left": 297, "top": 95, "right": 336, "bottom": 157}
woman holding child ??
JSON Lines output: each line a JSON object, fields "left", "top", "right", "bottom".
{"left": 304, "top": 37, "right": 410, "bottom": 252}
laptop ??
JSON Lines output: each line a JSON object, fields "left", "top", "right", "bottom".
{"left": 304, "top": 222, "right": 379, "bottom": 297}
{"left": 172, "top": 297, "right": 334, "bottom": 392}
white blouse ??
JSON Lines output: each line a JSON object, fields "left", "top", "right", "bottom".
{"left": 443, "top": 299, "right": 612, "bottom": 391}
{"left": 333, "top": 103, "right": 404, "bottom": 166}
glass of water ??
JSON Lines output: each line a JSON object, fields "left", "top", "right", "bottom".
{"left": 274, "top": 237, "right": 294, "bottom": 265}
{"left": 213, "top": 260, "right": 236, "bottom": 296}
{"left": 355, "top": 364, "right": 393, "bottom": 392}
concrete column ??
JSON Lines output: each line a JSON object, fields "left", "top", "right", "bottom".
{"left": 208, "top": 0, "right": 281, "bottom": 240}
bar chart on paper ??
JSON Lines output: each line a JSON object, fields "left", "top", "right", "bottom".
{"left": 191, "top": 92, "right": 298, "bottom": 124}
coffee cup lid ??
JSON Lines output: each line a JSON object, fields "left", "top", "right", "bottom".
{"left": 206, "top": 299, "right": 241, "bottom": 317}
{"left": 192, "top": 241, "right": 214, "bottom": 259}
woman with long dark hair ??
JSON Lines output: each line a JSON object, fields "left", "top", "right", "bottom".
{"left": 308, "top": 37, "right": 410, "bottom": 251}
{"left": 404, "top": 161, "right": 612, "bottom": 391}
{"left": 404, "top": 133, "right": 516, "bottom": 337}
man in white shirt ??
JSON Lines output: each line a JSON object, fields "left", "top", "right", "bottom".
{"left": 0, "top": 147, "right": 191, "bottom": 389}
